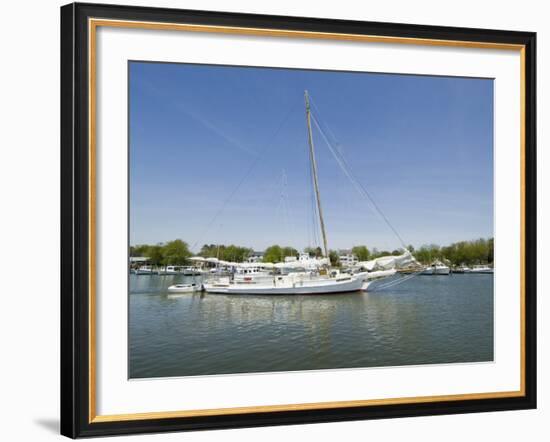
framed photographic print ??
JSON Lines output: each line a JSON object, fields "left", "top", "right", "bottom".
{"left": 60, "top": 2, "right": 536, "bottom": 438}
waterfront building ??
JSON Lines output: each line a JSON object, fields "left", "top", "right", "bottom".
{"left": 246, "top": 251, "right": 264, "bottom": 263}
{"left": 339, "top": 252, "right": 359, "bottom": 267}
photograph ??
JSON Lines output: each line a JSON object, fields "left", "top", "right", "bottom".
{"left": 57, "top": 2, "right": 537, "bottom": 437}
{"left": 128, "top": 61, "right": 495, "bottom": 379}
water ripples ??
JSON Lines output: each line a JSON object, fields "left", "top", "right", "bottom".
{"left": 129, "top": 274, "right": 494, "bottom": 378}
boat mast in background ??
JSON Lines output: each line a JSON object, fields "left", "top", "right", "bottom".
{"left": 304, "top": 90, "right": 329, "bottom": 258}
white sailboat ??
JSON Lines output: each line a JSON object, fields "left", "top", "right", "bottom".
{"left": 203, "top": 91, "right": 404, "bottom": 295}
{"left": 204, "top": 272, "right": 363, "bottom": 295}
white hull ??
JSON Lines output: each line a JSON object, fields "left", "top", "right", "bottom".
{"left": 167, "top": 283, "right": 201, "bottom": 293}
{"left": 353, "top": 269, "right": 396, "bottom": 291}
{"left": 182, "top": 267, "right": 203, "bottom": 276}
{"left": 470, "top": 267, "right": 493, "bottom": 274}
{"left": 421, "top": 266, "right": 450, "bottom": 275}
{"left": 203, "top": 275, "right": 363, "bottom": 295}
{"left": 134, "top": 267, "right": 157, "bottom": 275}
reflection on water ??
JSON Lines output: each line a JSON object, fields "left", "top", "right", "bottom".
{"left": 129, "top": 274, "right": 493, "bottom": 378}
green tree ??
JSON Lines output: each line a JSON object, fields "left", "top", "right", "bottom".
{"left": 130, "top": 244, "right": 150, "bottom": 257}
{"left": 281, "top": 247, "right": 298, "bottom": 259}
{"left": 222, "top": 245, "right": 252, "bottom": 262}
{"left": 328, "top": 250, "right": 340, "bottom": 267}
{"left": 161, "top": 239, "right": 191, "bottom": 265}
{"left": 435, "top": 238, "right": 494, "bottom": 266}
{"left": 303, "top": 246, "right": 323, "bottom": 258}
{"left": 147, "top": 245, "right": 163, "bottom": 267}
{"left": 263, "top": 245, "right": 283, "bottom": 263}
{"left": 414, "top": 244, "right": 442, "bottom": 264}
{"left": 376, "top": 250, "right": 391, "bottom": 258}
{"left": 351, "top": 245, "right": 370, "bottom": 261}
{"left": 199, "top": 244, "right": 217, "bottom": 257}
{"left": 198, "top": 244, "right": 253, "bottom": 262}
{"left": 262, "top": 245, "right": 298, "bottom": 263}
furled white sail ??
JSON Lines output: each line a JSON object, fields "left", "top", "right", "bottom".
{"left": 274, "top": 257, "right": 329, "bottom": 270}
{"left": 355, "top": 250, "right": 417, "bottom": 271}
{"left": 189, "top": 256, "right": 329, "bottom": 270}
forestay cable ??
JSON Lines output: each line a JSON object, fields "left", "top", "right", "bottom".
{"left": 309, "top": 109, "right": 408, "bottom": 250}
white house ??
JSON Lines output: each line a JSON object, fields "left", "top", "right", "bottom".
{"left": 338, "top": 253, "right": 358, "bottom": 267}
{"left": 246, "top": 251, "right": 264, "bottom": 263}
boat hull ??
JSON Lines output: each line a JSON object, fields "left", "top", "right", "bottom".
{"left": 167, "top": 284, "right": 201, "bottom": 293}
{"left": 354, "top": 269, "right": 396, "bottom": 291}
{"left": 203, "top": 276, "right": 363, "bottom": 295}
{"left": 421, "top": 267, "right": 450, "bottom": 275}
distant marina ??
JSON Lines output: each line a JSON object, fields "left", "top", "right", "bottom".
{"left": 129, "top": 92, "right": 493, "bottom": 296}
{"left": 130, "top": 244, "right": 494, "bottom": 295}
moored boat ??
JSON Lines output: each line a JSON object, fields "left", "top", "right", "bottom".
{"left": 134, "top": 265, "right": 157, "bottom": 275}
{"left": 421, "top": 262, "right": 451, "bottom": 275}
{"left": 158, "top": 265, "right": 183, "bottom": 275}
{"left": 203, "top": 273, "right": 363, "bottom": 295}
{"left": 167, "top": 282, "right": 202, "bottom": 293}
{"left": 182, "top": 266, "right": 203, "bottom": 276}
{"left": 203, "top": 91, "right": 408, "bottom": 295}
{"left": 470, "top": 265, "right": 493, "bottom": 274}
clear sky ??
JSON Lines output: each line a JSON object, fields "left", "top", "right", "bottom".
{"left": 129, "top": 61, "right": 493, "bottom": 253}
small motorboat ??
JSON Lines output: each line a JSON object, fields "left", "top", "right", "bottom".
{"left": 133, "top": 265, "right": 158, "bottom": 275}
{"left": 421, "top": 262, "right": 451, "bottom": 275}
{"left": 167, "top": 283, "right": 202, "bottom": 293}
{"left": 470, "top": 265, "right": 493, "bottom": 274}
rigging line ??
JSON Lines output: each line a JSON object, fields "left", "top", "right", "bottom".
{"left": 280, "top": 169, "right": 297, "bottom": 248}
{"left": 308, "top": 96, "right": 408, "bottom": 249}
{"left": 373, "top": 269, "right": 424, "bottom": 290}
{"left": 309, "top": 97, "right": 344, "bottom": 155}
{"left": 191, "top": 101, "right": 299, "bottom": 251}
{"left": 310, "top": 112, "right": 408, "bottom": 249}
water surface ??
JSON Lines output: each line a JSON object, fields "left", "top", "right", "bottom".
{"left": 129, "top": 274, "right": 493, "bottom": 378}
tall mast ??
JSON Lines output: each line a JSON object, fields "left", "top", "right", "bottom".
{"left": 304, "top": 90, "right": 329, "bottom": 259}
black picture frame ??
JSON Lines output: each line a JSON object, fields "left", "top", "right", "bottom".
{"left": 61, "top": 2, "right": 536, "bottom": 438}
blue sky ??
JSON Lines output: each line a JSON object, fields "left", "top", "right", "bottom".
{"left": 129, "top": 61, "right": 493, "bottom": 252}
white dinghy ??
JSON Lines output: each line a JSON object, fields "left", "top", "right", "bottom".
{"left": 167, "top": 283, "right": 202, "bottom": 294}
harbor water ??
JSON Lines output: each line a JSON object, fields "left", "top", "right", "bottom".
{"left": 129, "top": 273, "right": 493, "bottom": 378}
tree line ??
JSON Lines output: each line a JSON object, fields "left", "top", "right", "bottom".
{"left": 411, "top": 238, "right": 493, "bottom": 266}
{"left": 130, "top": 237, "right": 493, "bottom": 267}
{"left": 130, "top": 240, "right": 192, "bottom": 267}
{"left": 198, "top": 244, "right": 253, "bottom": 263}
{"left": 130, "top": 241, "right": 253, "bottom": 266}
{"left": 350, "top": 238, "right": 493, "bottom": 266}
